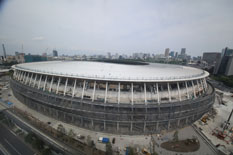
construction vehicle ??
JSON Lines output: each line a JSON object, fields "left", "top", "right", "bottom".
{"left": 201, "top": 115, "right": 208, "bottom": 123}
{"left": 142, "top": 148, "right": 151, "bottom": 155}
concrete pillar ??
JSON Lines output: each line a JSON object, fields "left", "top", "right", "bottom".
{"left": 156, "top": 122, "right": 159, "bottom": 131}
{"left": 33, "top": 74, "right": 37, "bottom": 87}
{"left": 13, "top": 70, "right": 16, "bottom": 78}
{"left": 130, "top": 122, "right": 133, "bottom": 132}
{"left": 191, "top": 80, "right": 196, "bottom": 98}
{"left": 43, "top": 76, "right": 47, "bottom": 91}
{"left": 144, "top": 122, "right": 146, "bottom": 132}
{"left": 63, "top": 78, "right": 68, "bottom": 96}
{"left": 56, "top": 77, "right": 60, "bottom": 94}
{"left": 177, "top": 82, "right": 181, "bottom": 101}
{"left": 117, "top": 122, "right": 119, "bottom": 131}
{"left": 92, "top": 81, "right": 96, "bottom": 101}
{"left": 104, "top": 121, "right": 106, "bottom": 130}
{"left": 177, "top": 119, "right": 180, "bottom": 127}
{"left": 72, "top": 79, "right": 77, "bottom": 98}
{"left": 196, "top": 80, "right": 201, "bottom": 95}
{"left": 21, "top": 71, "right": 24, "bottom": 82}
{"left": 131, "top": 83, "right": 134, "bottom": 105}
{"left": 22, "top": 72, "right": 26, "bottom": 82}
{"left": 168, "top": 120, "right": 170, "bottom": 129}
{"left": 144, "top": 83, "right": 147, "bottom": 104}
{"left": 17, "top": 71, "right": 20, "bottom": 80}
{"left": 185, "top": 81, "right": 190, "bottom": 99}
{"left": 29, "top": 73, "right": 33, "bottom": 86}
{"left": 156, "top": 83, "right": 160, "bottom": 104}
{"left": 25, "top": 72, "right": 30, "bottom": 84}
{"left": 49, "top": 76, "right": 54, "bottom": 92}
{"left": 16, "top": 70, "right": 20, "bottom": 80}
{"left": 81, "top": 80, "right": 86, "bottom": 99}
{"left": 16, "top": 70, "right": 19, "bottom": 80}
{"left": 104, "top": 82, "right": 108, "bottom": 103}
{"left": 81, "top": 118, "right": 83, "bottom": 127}
{"left": 118, "top": 82, "right": 121, "bottom": 104}
{"left": 20, "top": 71, "right": 25, "bottom": 82}
{"left": 200, "top": 79, "right": 204, "bottom": 93}
{"left": 186, "top": 117, "right": 188, "bottom": 125}
{"left": 167, "top": 83, "right": 171, "bottom": 102}
{"left": 204, "top": 78, "right": 208, "bottom": 90}
{"left": 38, "top": 74, "right": 42, "bottom": 89}
{"left": 20, "top": 71, "right": 24, "bottom": 81}
{"left": 24, "top": 72, "right": 28, "bottom": 83}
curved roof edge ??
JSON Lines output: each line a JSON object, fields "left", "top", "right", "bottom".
{"left": 12, "top": 64, "right": 209, "bottom": 82}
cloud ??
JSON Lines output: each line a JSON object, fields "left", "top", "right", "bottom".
{"left": 0, "top": 0, "right": 233, "bottom": 56}
{"left": 32, "top": 36, "right": 45, "bottom": 41}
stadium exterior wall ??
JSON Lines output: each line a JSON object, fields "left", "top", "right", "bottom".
{"left": 10, "top": 77, "right": 215, "bottom": 134}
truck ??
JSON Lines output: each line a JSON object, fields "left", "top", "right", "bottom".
{"left": 98, "top": 137, "right": 110, "bottom": 143}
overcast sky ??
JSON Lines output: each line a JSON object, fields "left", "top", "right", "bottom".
{"left": 0, "top": 0, "right": 233, "bottom": 56}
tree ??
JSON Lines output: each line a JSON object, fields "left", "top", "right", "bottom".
{"left": 105, "top": 142, "right": 113, "bottom": 155}
{"left": 41, "top": 147, "right": 52, "bottom": 155}
{"left": 68, "top": 129, "right": 76, "bottom": 143}
{"left": 57, "top": 124, "right": 66, "bottom": 138}
{"left": 128, "top": 147, "right": 135, "bottom": 155}
{"left": 86, "top": 135, "right": 92, "bottom": 147}
{"left": 173, "top": 130, "right": 179, "bottom": 142}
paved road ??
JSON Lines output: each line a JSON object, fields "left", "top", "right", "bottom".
{"left": 0, "top": 123, "right": 35, "bottom": 155}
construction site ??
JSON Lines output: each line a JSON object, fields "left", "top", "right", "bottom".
{"left": 195, "top": 89, "right": 233, "bottom": 154}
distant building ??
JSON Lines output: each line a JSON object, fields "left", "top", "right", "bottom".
{"left": 181, "top": 48, "right": 186, "bottom": 55}
{"left": 214, "top": 47, "right": 233, "bottom": 76}
{"left": 169, "top": 51, "right": 175, "bottom": 57}
{"left": 15, "top": 52, "right": 25, "bottom": 63}
{"left": 107, "top": 52, "right": 111, "bottom": 59}
{"left": 164, "top": 48, "right": 170, "bottom": 57}
{"left": 202, "top": 52, "right": 221, "bottom": 66}
{"left": 42, "top": 53, "right": 47, "bottom": 57}
{"left": 225, "top": 57, "right": 233, "bottom": 76}
{"left": 24, "top": 54, "right": 47, "bottom": 63}
{"left": 53, "top": 50, "right": 58, "bottom": 57}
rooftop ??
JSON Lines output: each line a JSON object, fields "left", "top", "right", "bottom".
{"left": 13, "top": 61, "right": 209, "bottom": 82}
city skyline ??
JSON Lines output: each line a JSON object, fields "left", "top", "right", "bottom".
{"left": 0, "top": 0, "right": 233, "bottom": 56}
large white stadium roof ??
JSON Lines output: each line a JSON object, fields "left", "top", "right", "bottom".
{"left": 13, "top": 61, "right": 209, "bottom": 82}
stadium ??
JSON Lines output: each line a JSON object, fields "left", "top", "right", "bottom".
{"left": 10, "top": 61, "right": 215, "bottom": 134}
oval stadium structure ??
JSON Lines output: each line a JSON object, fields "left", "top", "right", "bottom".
{"left": 11, "top": 61, "right": 215, "bottom": 134}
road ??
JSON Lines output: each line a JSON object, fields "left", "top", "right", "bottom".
{"left": 0, "top": 123, "right": 35, "bottom": 155}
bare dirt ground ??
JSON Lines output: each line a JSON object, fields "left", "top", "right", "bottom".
{"left": 161, "top": 139, "right": 200, "bottom": 152}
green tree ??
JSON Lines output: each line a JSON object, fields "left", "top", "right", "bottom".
{"left": 173, "top": 130, "right": 179, "bottom": 142}
{"left": 68, "top": 129, "right": 76, "bottom": 143}
{"left": 105, "top": 142, "right": 113, "bottom": 155}
{"left": 128, "top": 147, "right": 135, "bottom": 155}
{"left": 57, "top": 124, "right": 66, "bottom": 137}
{"left": 41, "top": 147, "right": 52, "bottom": 155}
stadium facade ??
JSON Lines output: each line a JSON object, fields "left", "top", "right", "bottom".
{"left": 11, "top": 61, "right": 215, "bottom": 134}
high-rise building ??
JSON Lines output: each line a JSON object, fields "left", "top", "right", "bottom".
{"left": 214, "top": 47, "right": 233, "bottom": 76}
{"left": 202, "top": 52, "right": 221, "bottom": 66}
{"left": 164, "top": 48, "right": 170, "bottom": 57}
{"left": 181, "top": 48, "right": 186, "bottom": 55}
{"left": 53, "top": 50, "right": 58, "bottom": 57}
{"left": 169, "top": 51, "right": 175, "bottom": 57}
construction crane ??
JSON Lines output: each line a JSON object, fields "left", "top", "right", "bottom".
{"left": 223, "top": 108, "right": 233, "bottom": 131}
{"left": 2, "top": 44, "right": 7, "bottom": 61}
